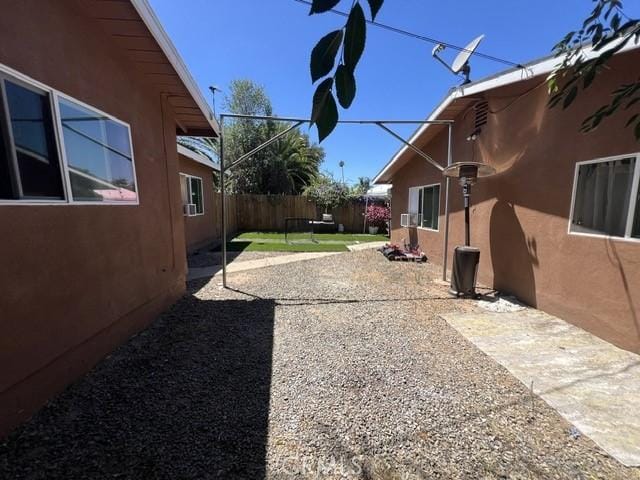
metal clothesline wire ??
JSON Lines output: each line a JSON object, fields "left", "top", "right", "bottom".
{"left": 218, "top": 113, "right": 454, "bottom": 287}
{"left": 221, "top": 113, "right": 453, "bottom": 124}
{"left": 293, "top": 0, "right": 523, "bottom": 68}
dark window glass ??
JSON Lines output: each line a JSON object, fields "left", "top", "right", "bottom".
{"left": 0, "top": 114, "right": 14, "bottom": 198}
{"left": 5, "top": 80, "right": 64, "bottom": 199}
{"left": 571, "top": 158, "right": 635, "bottom": 237}
{"left": 419, "top": 184, "right": 440, "bottom": 230}
{"left": 58, "top": 98, "right": 136, "bottom": 202}
{"left": 189, "top": 176, "right": 203, "bottom": 214}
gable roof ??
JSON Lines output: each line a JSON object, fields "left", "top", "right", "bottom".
{"left": 373, "top": 41, "right": 640, "bottom": 184}
{"left": 177, "top": 144, "right": 220, "bottom": 171}
{"left": 81, "top": 0, "right": 219, "bottom": 137}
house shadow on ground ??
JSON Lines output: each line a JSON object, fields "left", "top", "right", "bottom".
{"left": 0, "top": 285, "right": 276, "bottom": 480}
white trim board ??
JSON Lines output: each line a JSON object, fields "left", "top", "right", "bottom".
{"left": 177, "top": 144, "right": 220, "bottom": 171}
{"left": 567, "top": 152, "right": 640, "bottom": 242}
{"left": 179, "top": 172, "right": 205, "bottom": 216}
{"left": 129, "top": 0, "right": 219, "bottom": 136}
{"left": 0, "top": 64, "right": 140, "bottom": 206}
{"left": 373, "top": 41, "right": 640, "bottom": 185}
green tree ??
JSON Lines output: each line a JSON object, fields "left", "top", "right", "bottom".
{"left": 222, "top": 79, "right": 325, "bottom": 194}
{"left": 548, "top": 0, "right": 640, "bottom": 139}
{"left": 306, "top": 0, "right": 640, "bottom": 141}
{"left": 176, "top": 136, "right": 220, "bottom": 189}
{"left": 222, "top": 80, "right": 276, "bottom": 193}
{"left": 351, "top": 176, "right": 371, "bottom": 197}
{"left": 270, "top": 127, "right": 324, "bottom": 194}
{"left": 177, "top": 136, "right": 218, "bottom": 163}
{"left": 303, "top": 172, "right": 351, "bottom": 213}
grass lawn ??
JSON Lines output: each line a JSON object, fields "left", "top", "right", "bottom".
{"left": 236, "top": 232, "right": 388, "bottom": 242}
{"left": 225, "top": 231, "right": 388, "bottom": 253}
{"left": 227, "top": 241, "right": 349, "bottom": 252}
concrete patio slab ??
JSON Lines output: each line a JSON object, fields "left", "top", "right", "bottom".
{"left": 187, "top": 251, "right": 342, "bottom": 281}
{"left": 440, "top": 309, "right": 640, "bottom": 467}
{"left": 346, "top": 241, "right": 387, "bottom": 251}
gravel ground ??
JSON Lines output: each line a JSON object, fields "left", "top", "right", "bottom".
{"left": 1, "top": 250, "right": 638, "bottom": 479}
{"left": 188, "top": 249, "right": 295, "bottom": 268}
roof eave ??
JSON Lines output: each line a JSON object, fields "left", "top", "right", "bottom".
{"left": 372, "top": 40, "right": 640, "bottom": 184}
{"left": 130, "top": 0, "right": 220, "bottom": 137}
{"left": 177, "top": 144, "right": 220, "bottom": 171}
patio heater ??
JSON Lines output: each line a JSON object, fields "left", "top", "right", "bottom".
{"left": 442, "top": 162, "right": 496, "bottom": 297}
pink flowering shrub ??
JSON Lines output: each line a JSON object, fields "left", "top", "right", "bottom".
{"left": 366, "top": 204, "right": 391, "bottom": 228}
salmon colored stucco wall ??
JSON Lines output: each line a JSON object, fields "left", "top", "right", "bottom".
{"left": 390, "top": 49, "right": 640, "bottom": 353}
{"left": 178, "top": 154, "right": 219, "bottom": 252}
{"left": 0, "top": 1, "right": 188, "bottom": 435}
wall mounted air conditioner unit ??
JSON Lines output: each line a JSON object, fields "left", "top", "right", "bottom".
{"left": 183, "top": 203, "right": 197, "bottom": 216}
{"left": 400, "top": 213, "right": 421, "bottom": 227}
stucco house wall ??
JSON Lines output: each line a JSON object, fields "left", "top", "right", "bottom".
{"left": 0, "top": 1, "right": 202, "bottom": 435}
{"left": 388, "top": 49, "right": 640, "bottom": 352}
{"left": 178, "top": 153, "right": 219, "bottom": 253}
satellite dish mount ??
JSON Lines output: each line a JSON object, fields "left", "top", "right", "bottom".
{"left": 432, "top": 34, "right": 485, "bottom": 84}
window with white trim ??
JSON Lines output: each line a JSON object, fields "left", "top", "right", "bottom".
{"left": 58, "top": 97, "right": 136, "bottom": 202}
{"left": 408, "top": 183, "right": 440, "bottom": 230}
{"left": 0, "top": 78, "right": 65, "bottom": 200}
{"left": 180, "top": 174, "right": 204, "bottom": 216}
{"left": 570, "top": 154, "right": 640, "bottom": 239}
{"left": 0, "top": 65, "right": 138, "bottom": 204}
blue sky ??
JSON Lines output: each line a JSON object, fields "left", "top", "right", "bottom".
{"left": 150, "top": 0, "right": 640, "bottom": 184}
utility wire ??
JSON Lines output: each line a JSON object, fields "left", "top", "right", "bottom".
{"left": 293, "top": 0, "right": 524, "bottom": 68}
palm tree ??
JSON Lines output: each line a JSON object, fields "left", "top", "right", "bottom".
{"left": 178, "top": 136, "right": 220, "bottom": 190}
{"left": 270, "top": 127, "right": 323, "bottom": 194}
{"left": 177, "top": 136, "right": 218, "bottom": 163}
{"left": 355, "top": 176, "right": 370, "bottom": 195}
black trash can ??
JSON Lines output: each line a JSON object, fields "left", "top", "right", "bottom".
{"left": 450, "top": 246, "right": 480, "bottom": 297}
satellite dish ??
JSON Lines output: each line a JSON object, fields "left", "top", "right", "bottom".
{"left": 432, "top": 34, "right": 485, "bottom": 84}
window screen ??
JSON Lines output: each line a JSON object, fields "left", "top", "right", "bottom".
{"left": 421, "top": 184, "right": 440, "bottom": 230}
{"left": 571, "top": 157, "right": 636, "bottom": 237}
{"left": 407, "top": 184, "right": 440, "bottom": 230}
{"left": 58, "top": 97, "right": 136, "bottom": 202}
{"left": 189, "top": 176, "right": 204, "bottom": 214}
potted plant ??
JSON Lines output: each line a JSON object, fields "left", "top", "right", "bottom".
{"left": 366, "top": 204, "right": 391, "bottom": 235}
{"left": 303, "top": 174, "right": 350, "bottom": 222}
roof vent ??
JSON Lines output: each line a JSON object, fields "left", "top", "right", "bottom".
{"left": 474, "top": 101, "right": 489, "bottom": 130}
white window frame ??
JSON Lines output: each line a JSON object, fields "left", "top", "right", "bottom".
{"left": 408, "top": 182, "right": 441, "bottom": 232}
{"left": 0, "top": 61, "right": 139, "bottom": 206}
{"left": 179, "top": 173, "right": 204, "bottom": 217}
{"left": 568, "top": 152, "right": 640, "bottom": 243}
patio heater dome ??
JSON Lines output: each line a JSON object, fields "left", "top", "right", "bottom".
{"left": 443, "top": 161, "right": 496, "bottom": 184}
{"left": 443, "top": 161, "right": 496, "bottom": 298}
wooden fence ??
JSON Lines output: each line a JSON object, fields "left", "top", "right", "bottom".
{"left": 211, "top": 193, "right": 369, "bottom": 237}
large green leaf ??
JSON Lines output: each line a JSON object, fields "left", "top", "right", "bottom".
{"left": 311, "top": 78, "right": 338, "bottom": 142}
{"left": 310, "top": 30, "right": 344, "bottom": 83}
{"left": 366, "top": 0, "right": 384, "bottom": 20}
{"left": 343, "top": 2, "right": 366, "bottom": 73}
{"left": 309, "top": 0, "right": 341, "bottom": 14}
{"left": 335, "top": 64, "right": 356, "bottom": 108}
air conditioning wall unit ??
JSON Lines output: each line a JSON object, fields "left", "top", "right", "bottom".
{"left": 400, "top": 213, "right": 421, "bottom": 227}
{"left": 183, "top": 203, "right": 197, "bottom": 216}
